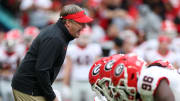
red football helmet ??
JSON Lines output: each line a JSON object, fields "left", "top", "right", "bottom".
{"left": 88, "top": 57, "right": 109, "bottom": 98}
{"left": 24, "top": 26, "right": 39, "bottom": 38}
{"left": 161, "top": 20, "right": 177, "bottom": 38}
{"left": 148, "top": 59, "right": 174, "bottom": 69}
{"left": 98, "top": 54, "right": 125, "bottom": 100}
{"left": 5, "top": 29, "right": 22, "bottom": 42}
{"left": 4, "top": 29, "right": 22, "bottom": 52}
{"left": 99, "top": 54, "right": 125, "bottom": 79}
{"left": 23, "top": 26, "right": 40, "bottom": 44}
{"left": 110, "top": 54, "right": 146, "bottom": 101}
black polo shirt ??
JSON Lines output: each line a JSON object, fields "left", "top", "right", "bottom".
{"left": 12, "top": 19, "right": 74, "bottom": 101}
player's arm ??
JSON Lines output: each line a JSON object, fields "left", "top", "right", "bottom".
{"left": 63, "top": 55, "right": 72, "bottom": 86}
{"left": 154, "top": 79, "right": 175, "bottom": 101}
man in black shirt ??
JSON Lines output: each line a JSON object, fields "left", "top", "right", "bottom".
{"left": 11, "top": 4, "right": 93, "bottom": 101}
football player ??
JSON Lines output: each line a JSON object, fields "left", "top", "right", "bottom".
{"left": 137, "top": 59, "right": 180, "bottom": 101}
{"left": 64, "top": 25, "right": 102, "bottom": 101}
{"left": 90, "top": 53, "right": 180, "bottom": 101}
{"left": 111, "top": 55, "right": 180, "bottom": 101}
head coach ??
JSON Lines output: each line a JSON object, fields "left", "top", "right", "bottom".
{"left": 11, "top": 4, "right": 93, "bottom": 101}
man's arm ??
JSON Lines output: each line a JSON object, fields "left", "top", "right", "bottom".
{"left": 154, "top": 79, "right": 175, "bottom": 101}
{"left": 35, "top": 38, "right": 62, "bottom": 101}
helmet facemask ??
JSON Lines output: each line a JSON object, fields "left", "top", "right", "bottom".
{"left": 111, "top": 64, "right": 137, "bottom": 101}
{"left": 98, "top": 78, "right": 115, "bottom": 101}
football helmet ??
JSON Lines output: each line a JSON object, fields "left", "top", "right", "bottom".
{"left": 6, "top": 29, "right": 22, "bottom": 41}
{"left": 98, "top": 54, "right": 125, "bottom": 101}
{"left": 4, "top": 29, "right": 22, "bottom": 52}
{"left": 161, "top": 20, "right": 177, "bottom": 38}
{"left": 23, "top": 26, "right": 40, "bottom": 44}
{"left": 110, "top": 54, "right": 146, "bottom": 101}
{"left": 89, "top": 57, "right": 109, "bottom": 98}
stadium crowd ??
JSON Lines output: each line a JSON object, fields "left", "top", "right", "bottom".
{"left": 0, "top": 0, "right": 180, "bottom": 101}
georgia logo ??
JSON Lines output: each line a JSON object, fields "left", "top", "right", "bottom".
{"left": 115, "top": 63, "right": 124, "bottom": 76}
{"left": 92, "top": 64, "right": 101, "bottom": 76}
{"left": 105, "top": 60, "right": 115, "bottom": 71}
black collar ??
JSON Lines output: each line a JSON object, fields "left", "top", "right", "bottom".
{"left": 56, "top": 19, "right": 75, "bottom": 42}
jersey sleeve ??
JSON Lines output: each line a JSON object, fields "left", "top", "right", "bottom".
{"left": 137, "top": 66, "right": 170, "bottom": 100}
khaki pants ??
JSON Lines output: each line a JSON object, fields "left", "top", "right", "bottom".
{"left": 12, "top": 89, "right": 46, "bottom": 101}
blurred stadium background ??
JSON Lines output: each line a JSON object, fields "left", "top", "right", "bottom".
{"left": 0, "top": 0, "right": 180, "bottom": 101}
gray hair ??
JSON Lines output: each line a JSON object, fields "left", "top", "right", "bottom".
{"left": 60, "top": 4, "right": 83, "bottom": 24}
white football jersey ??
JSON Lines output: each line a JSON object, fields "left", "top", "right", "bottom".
{"left": 0, "top": 49, "right": 20, "bottom": 70}
{"left": 137, "top": 66, "right": 180, "bottom": 101}
{"left": 67, "top": 43, "right": 102, "bottom": 81}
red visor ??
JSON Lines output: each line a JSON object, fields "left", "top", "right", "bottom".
{"left": 62, "top": 11, "right": 93, "bottom": 23}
